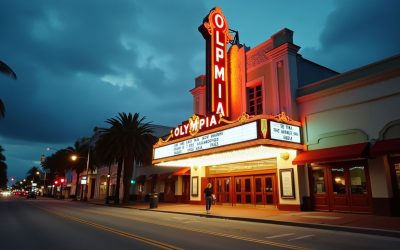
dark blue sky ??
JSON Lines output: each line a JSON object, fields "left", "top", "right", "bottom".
{"left": 1, "top": 0, "right": 399, "bottom": 182}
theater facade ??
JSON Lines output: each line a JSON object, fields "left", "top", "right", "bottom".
{"left": 153, "top": 7, "right": 400, "bottom": 215}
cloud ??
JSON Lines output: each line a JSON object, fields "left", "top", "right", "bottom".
{"left": 301, "top": 0, "right": 400, "bottom": 72}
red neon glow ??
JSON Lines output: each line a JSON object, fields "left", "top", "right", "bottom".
{"left": 173, "top": 113, "right": 219, "bottom": 139}
{"left": 199, "top": 7, "right": 232, "bottom": 117}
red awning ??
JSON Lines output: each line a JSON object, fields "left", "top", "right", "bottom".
{"left": 370, "top": 138, "right": 400, "bottom": 156}
{"left": 172, "top": 167, "right": 191, "bottom": 176}
{"left": 292, "top": 142, "right": 369, "bottom": 165}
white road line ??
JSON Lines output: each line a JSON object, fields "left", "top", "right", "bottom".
{"left": 288, "top": 235, "right": 315, "bottom": 241}
{"left": 182, "top": 220, "right": 201, "bottom": 224}
{"left": 265, "top": 233, "right": 295, "bottom": 239}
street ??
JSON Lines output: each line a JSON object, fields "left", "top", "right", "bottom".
{"left": 1, "top": 196, "right": 399, "bottom": 250}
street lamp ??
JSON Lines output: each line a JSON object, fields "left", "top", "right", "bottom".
{"left": 105, "top": 165, "right": 111, "bottom": 204}
{"left": 71, "top": 150, "right": 90, "bottom": 201}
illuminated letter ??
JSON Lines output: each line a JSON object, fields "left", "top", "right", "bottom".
{"left": 174, "top": 127, "right": 180, "bottom": 137}
{"left": 189, "top": 119, "right": 198, "bottom": 131}
{"left": 214, "top": 65, "right": 224, "bottom": 81}
{"left": 199, "top": 118, "right": 206, "bottom": 130}
{"left": 183, "top": 124, "right": 190, "bottom": 135}
{"left": 216, "top": 102, "right": 225, "bottom": 116}
{"left": 209, "top": 115, "right": 217, "bottom": 127}
{"left": 214, "top": 14, "right": 224, "bottom": 28}
{"left": 215, "top": 30, "right": 224, "bottom": 47}
{"left": 215, "top": 47, "right": 224, "bottom": 62}
{"left": 218, "top": 83, "right": 222, "bottom": 98}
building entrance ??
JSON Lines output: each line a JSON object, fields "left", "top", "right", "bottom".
{"left": 389, "top": 156, "right": 400, "bottom": 215}
{"left": 214, "top": 174, "right": 277, "bottom": 207}
{"left": 310, "top": 162, "right": 372, "bottom": 213}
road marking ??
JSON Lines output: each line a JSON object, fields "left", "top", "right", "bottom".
{"left": 79, "top": 209, "right": 310, "bottom": 249}
{"left": 301, "top": 215, "right": 341, "bottom": 220}
{"left": 182, "top": 220, "right": 201, "bottom": 224}
{"left": 288, "top": 235, "right": 315, "bottom": 241}
{"left": 33, "top": 205, "right": 183, "bottom": 250}
{"left": 266, "top": 233, "right": 295, "bottom": 239}
{"left": 36, "top": 204, "right": 311, "bottom": 250}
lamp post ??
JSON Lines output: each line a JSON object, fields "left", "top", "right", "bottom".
{"left": 105, "top": 165, "right": 111, "bottom": 204}
{"left": 71, "top": 150, "right": 90, "bottom": 201}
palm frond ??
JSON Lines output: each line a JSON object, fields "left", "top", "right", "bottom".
{"left": 0, "top": 60, "right": 17, "bottom": 80}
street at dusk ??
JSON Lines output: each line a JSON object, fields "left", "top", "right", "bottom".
{"left": 1, "top": 196, "right": 400, "bottom": 250}
{"left": 1, "top": 1, "right": 400, "bottom": 250}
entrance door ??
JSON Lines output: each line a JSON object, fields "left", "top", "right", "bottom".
{"left": 390, "top": 157, "right": 400, "bottom": 215}
{"left": 310, "top": 167, "right": 330, "bottom": 210}
{"left": 311, "top": 164, "right": 371, "bottom": 212}
{"left": 235, "top": 177, "right": 252, "bottom": 204}
{"left": 331, "top": 167, "right": 350, "bottom": 211}
{"left": 254, "top": 175, "right": 276, "bottom": 206}
{"left": 216, "top": 177, "right": 231, "bottom": 203}
{"left": 182, "top": 176, "right": 190, "bottom": 202}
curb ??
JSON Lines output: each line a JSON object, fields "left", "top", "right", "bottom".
{"left": 90, "top": 202, "right": 400, "bottom": 239}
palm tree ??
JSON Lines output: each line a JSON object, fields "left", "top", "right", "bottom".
{"left": 96, "top": 112, "right": 155, "bottom": 204}
{"left": 0, "top": 60, "right": 17, "bottom": 119}
{"left": 0, "top": 100, "right": 5, "bottom": 119}
{"left": 0, "top": 60, "right": 17, "bottom": 80}
{"left": 26, "top": 166, "right": 41, "bottom": 183}
{"left": 0, "top": 146, "right": 8, "bottom": 189}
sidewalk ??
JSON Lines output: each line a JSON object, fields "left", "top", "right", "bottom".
{"left": 89, "top": 200, "right": 400, "bottom": 238}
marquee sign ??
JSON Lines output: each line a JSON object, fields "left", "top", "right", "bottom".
{"left": 269, "top": 121, "right": 301, "bottom": 144}
{"left": 172, "top": 113, "right": 220, "bottom": 139}
{"left": 199, "top": 7, "right": 233, "bottom": 117}
{"left": 154, "top": 121, "right": 257, "bottom": 160}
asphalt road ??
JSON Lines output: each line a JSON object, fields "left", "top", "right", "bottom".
{"left": 1, "top": 196, "right": 400, "bottom": 250}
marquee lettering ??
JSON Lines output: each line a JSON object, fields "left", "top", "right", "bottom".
{"left": 199, "top": 7, "right": 232, "bottom": 118}
{"left": 172, "top": 114, "right": 220, "bottom": 139}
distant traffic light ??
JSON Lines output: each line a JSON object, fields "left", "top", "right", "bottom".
{"left": 54, "top": 180, "right": 59, "bottom": 185}
{"left": 60, "top": 178, "right": 65, "bottom": 183}
{"left": 130, "top": 179, "right": 135, "bottom": 185}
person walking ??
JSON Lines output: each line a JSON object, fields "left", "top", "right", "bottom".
{"left": 204, "top": 183, "right": 214, "bottom": 214}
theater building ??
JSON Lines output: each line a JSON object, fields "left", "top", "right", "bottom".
{"left": 153, "top": 7, "right": 400, "bottom": 215}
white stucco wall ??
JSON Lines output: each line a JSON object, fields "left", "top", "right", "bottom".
{"left": 190, "top": 165, "right": 206, "bottom": 201}
{"left": 299, "top": 77, "right": 400, "bottom": 144}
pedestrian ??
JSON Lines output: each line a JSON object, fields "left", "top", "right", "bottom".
{"left": 204, "top": 183, "right": 214, "bottom": 214}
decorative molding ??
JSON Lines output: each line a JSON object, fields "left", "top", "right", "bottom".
{"left": 189, "top": 114, "right": 201, "bottom": 136}
{"left": 202, "top": 7, "right": 233, "bottom": 43}
{"left": 156, "top": 131, "right": 173, "bottom": 146}
{"left": 272, "top": 112, "right": 293, "bottom": 123}
{"left": 261, "top": 119, "right": 268, "bottom": 139}
{"left": 219, "top": 112, "right": 250, "bottom": 124}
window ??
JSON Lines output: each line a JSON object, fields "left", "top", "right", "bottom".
{"left": 247, "top": 85, "right": 263, "bottom": 115}
{"left": 312, "top": 169, "right": 326, "bottom": 194}
{"left": 349, "top": 166, "right": 367, "bottom": 194}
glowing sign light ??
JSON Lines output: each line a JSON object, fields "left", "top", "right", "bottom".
{"left": 172, "top": 113, "right": 220, "bottom": 139}
{"left": 199, "top": 7, "right": 233, "bottom": 117}
{"left": 269, "top": 121, "right": 301, "bottom": 143}
{"left": 154, "top": 121, "right": 257, "bottom": 160}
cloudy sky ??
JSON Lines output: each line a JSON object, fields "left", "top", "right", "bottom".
{"left": 1, "top": 0, "right": 399, "bottom": 182}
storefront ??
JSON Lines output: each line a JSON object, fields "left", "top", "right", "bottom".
{"left": 153, "top": 113, "right": 304, "bottom": 210}
{"left": 151, "top": 7, "right": 400, "bottom": 215}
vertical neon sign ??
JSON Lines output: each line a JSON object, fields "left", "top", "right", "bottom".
{"left": 199, "top": 7, "right": 232, "bottom": 117}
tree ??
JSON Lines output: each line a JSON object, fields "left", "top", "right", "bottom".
{"left": 26, "top": 166, "right": 41, "bottom": 184}
{"left": 96, "top": 112, "right": 155, "bottom": 204}
{"left": 0, "top": 60, "right": 17, "bottom": 119}
{"left": 0, "top": 60, "right": 17, "bottom": 80}
{"left": 0, "top": 146, "right": 8, "bottom": 189}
